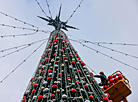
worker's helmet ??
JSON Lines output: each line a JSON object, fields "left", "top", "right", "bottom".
{"left": 99, "top": 71, "right": 104, "bottom": 74}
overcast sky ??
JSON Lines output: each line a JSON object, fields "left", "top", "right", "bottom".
{"left": 0, "top": 0, "right": 138, "bottom": 101}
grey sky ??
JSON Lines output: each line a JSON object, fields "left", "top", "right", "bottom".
{"left": 0, "top": 0, "right": 138, "bottom": 101}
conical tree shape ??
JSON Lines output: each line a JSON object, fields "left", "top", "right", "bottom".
{"left": 21, "top": 30, "right": 106, "bottom": 102}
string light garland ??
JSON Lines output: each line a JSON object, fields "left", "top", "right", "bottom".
{"left": 70, "top": 39, "right": 138, "bottom": 71}
{"left": 45, "top": 0, "right": 52, "bottom": 18}
{"left": 35, "top": 0, "right": 47, "bottom": 17}
{"left": 0, "top": 38, "right": 48, "bottom": 53}
{"left": 0, "top": 24, "right": 50, "bottom": 33}
{"left": 66, "top": 0, "right": 83, "bottom": 23}
{"left": 0, "top": 41, "right": 47, "bottom": 83}
{"left": 0, "top": 12, "right": 39, "bottom": 29}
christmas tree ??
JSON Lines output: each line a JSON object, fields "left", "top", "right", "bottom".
{"left": 21, "top": 4, "right": 108, "bottom": 102}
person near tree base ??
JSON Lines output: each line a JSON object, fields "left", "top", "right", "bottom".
{"left": 94, "top": 71, "right": 107, "bottom": 86}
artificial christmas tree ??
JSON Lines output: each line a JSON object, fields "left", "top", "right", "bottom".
{"left": 21, "top": 5, "right": 108, "bottom": 102}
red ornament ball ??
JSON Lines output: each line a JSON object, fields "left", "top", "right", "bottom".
{"left": 64, "top": 57, "right": 68, "bottom": 60}
{"left": 58, "top": 73, "right": 62, "bottom": 75}
{"left": 71, "top": 61, "right": 75, "bottom": 64}
{"left": 69, "top": 55, "right": 73, "bottom": 58}
{"left": 104, "top": 85, "right": 108, "bottom": 90}
{"left": 61, "top": 50, "right": 64, "bottom": 52}
{"left": 108, "top": 75, "right": 112, "bottom": 79}
{"left": 41, "top": 61, "right": 44, "bottom": 64}
{"left": 52, "top": 85, "right": 57, "bottom": 89}
{"left": 77, "top": 70, "right": 81, "bottom": 73}
{"left": 103, "top": 97, "right": 109, "bottom": 102}
{"left": 55, "top": 61, "right": 59, "bottom": 64}
{"left": 62, "top": 47, "right": 65, "bottom": 49}
{"left": 113, "top": 74, "right": 116, "bottom": 78}
{"left": 42, "top": 70, "right": 46, "bottom": 73}
{"left": 93, "top": 80, "right": 96, "bottom": 82}
{"left": 32, "top": 89, "right": 36, "bottom": 94}
{"left": 33, "top": 84, "right": 38, "bottom": 88}
{"left": 67, "top": 77, "right": 71, "bottom": 79}
{"left": 118, "top": 75, "right": 123, "bottom": 80}
{"left": 48, "top": 53, "right": 51, "bottom": 55}
{"left": 50, "top": 43, "right": 52, "bottom": 47}
{"left": 75, "top": 81, "right": 80, "bottom": 84}
{"left": 30, "top": 78, "right": 34, "bottom": 82}
{"left": 89, "top": 95, "right": 94, "bottom": 99}
{"left": 38, "top": 95, "right": 43, "bottom": 100}
{"left": 53, "top": 54, "right": 56, "bottom": 57}
{"left": 65, "top": 43, "right": 68, "bottom": 46}
{"left": 22, "top": 99, "right": 26, "bottom": 102}
{"left": 47, "top": 69, "right": 53, "bottom": 73}
{"left": 55, "top": 35, "right": 58, "bottom": 38}
{"left": 78, "top": 57, "right": 80, "bottom": 60}
{"left": 110, "top": 79, "right": 114, "bottom": 83}
{"left": 84, "top": 85, "right": 89, "bottom": 89}
{"left": 71, "top": 89, "right": 76, "bottom": 93}
{"left": 80, "top": 62, "right": 85, "bottom": 66}
{"left": 90, "top": 72, "right": 93, "bottom": 76}
{"left": 114, "top": 77, "right": 118, "bottom": 82}
{"left": 48, "top": 77, "right": 51, "bottom": 80}
{"left": 50, "top": 94, "right": 55, "bottom": 98}
{"left": 53, "top": 40, "right": 58, "bottom": 43}
{"left": 45, "top": 58, "right": 49, "bottom": 62}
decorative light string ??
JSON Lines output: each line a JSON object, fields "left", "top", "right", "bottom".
{"left": 0, "top": 38, "right": 48, "bottom": 58}
{"left": 0, "top": 31, "right": 38, "bottom": 38}
{"left": 70, "top": 39, "right": 138, "bottom": 71}
{"left": 0, "top": 40, "right": 47, "bottom": 83}
{"left": 87, "top": 41, "right": 138, "bottom": 46}
{"left": 45, "top": 0, "right": 52, "bottom": 18}
{"left": 0, "top": 12, "right": 39, "bottom": 29}
{"left": 66, "top": 0, "right": 83, "bottom": 23}
{"left": 0, "top": 24, "right": 50, "bottom": 33}
{"left": 0, "top": 38, "right": 48, "bottom": 52}
{"left": 35, "top": 0, "right": 47, "bottom": 17}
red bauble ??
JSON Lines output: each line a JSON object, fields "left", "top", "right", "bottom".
{"left": 80, "top": 62, "right": 85, "bottom": 66}
{"left": 31, "top": 83, "right": 33, "bottom": 85}
{"left": 114, "top": 77, "right": 118, "bottom": 82}
{"left": 77, "top": 70, "right": 81, "bottom": 73}
{"left": 62, "top": 47, "right": 65, "bottom": 49}
{"left": 90, "top": 72, "right": 93, "bottom": 76}
{"left": 71, "top": 89, "right": 76, "bottom": 93}
{"left": 75, "top": 81, "right": 80, "bottom": 84}
{"left": 84, "top": 85, "right": 89, "bottom": 89}
{"left": 108, "top": 75, "right": 112, "bottom": 79}
{"left": 113, "top": 74, "right": 116, "bottom": 78}
{"left": 118, "top": 75, "right": 123, "bottom": 80}
{"left": 63, "top": 39, "right": 67, "bottom": 42}
{"left": 89, "top": 95, "right": 94, "bottom": 99}
{"left": 61, "top": 50, "right": 64, "bottom": 52}
{"left": 65, "top": 43, "right": 68, "bottom": 46}
{"left": 48, "top": 77, "right": 51, "bottom": 80}
{"left": 55, "top": 35, "right": 58, "bottom": 38}
{"left": 47, "top": 69, "right": 53, "bottom": 73}
{"left": 52, "top": 85, "right": 57, "bottom": 89}
{"left": 48, "top": 53, "right": 51, "bottom": 55}
{"left": 106, "top": 78, "right": 109, "bottom": 81}
{"left": 104, "top": 85, "right": 108, "bottom": 90}
{"left": 69, "top": 55, "right": 73, "bottom": 58}
{"left": 58, "top": 73, "right": 62, "bottom": 75}
{"left": 71, "top": 61, "right": 75, "bottom": 64}
{"left": 78, "top": 57, "right": 80, "bottom": 60}
{"left": 53, "top": 54, "right": 56, "bottom": 57}
{"left": 67, "top": 77, "right": 71, "bottom": 79}
{"left": 22, "top": 99, "right": 26, "bottom": 102}
{"left": 53, "top": 40, "right": 58, "bottom": 43}
{"left": 55, "top": 61, "right": 59, "bottom": 64}
{"left": 45, "top": 58, "right": 49, "bottom": 62}
{"left": 110, "top": 79, "right": 114, "bottom": 83}
{"left": 41, "top": 61, "right": 44, "bottom": 64}
{"left": 50, "top": 94, "right": 55, "bottom": 98}
{"left": 33, "top": 84, "right": 38, "bottom": 88}
{"left": 93, "top": 80, "right": 96, "bottom": 82}
{"left": 38, "top": 95, "right": 43, "bottom": 100}
{"left": 50, "top": 43, "right": 52, "bottom": 47}
{"left": 30, "top": 78, "right": 33, "bottom": 82}
{"left": 42, "top": 70, "right": 46, "bottom": 73}
{"left": 103, "top": 97, "right": 109, "bottom": 102}
{"left": 40, "top": 65, "right": 43, "bottom": 68}
{"left": 64, "top": 57, "right": 68, "bottom": 60}
{"left": 32, "top": 89, "right": 36, "bottom": 94}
